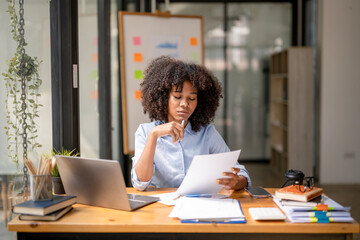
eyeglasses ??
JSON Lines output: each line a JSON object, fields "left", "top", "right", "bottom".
{"left": 293, "top": 177, "right": 315, "bottom": 192}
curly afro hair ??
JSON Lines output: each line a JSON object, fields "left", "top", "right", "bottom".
{"left": 140, "top": 56, "right": 223, "bottom": 132}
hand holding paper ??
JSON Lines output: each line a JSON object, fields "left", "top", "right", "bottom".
{"left": 217, "top": 167, "right": 248, "bottom": 190}
{"left": 176, "top": 150, "right": 241, "bottom": 195}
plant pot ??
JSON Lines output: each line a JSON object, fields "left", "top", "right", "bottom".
{"left": 52, "top": 176, "right": 65, "bottom": 194}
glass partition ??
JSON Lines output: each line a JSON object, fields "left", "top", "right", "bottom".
{"left": 78, "top": 0, "right": 120, "bottom": 160}
{"left": 78, "top": 0, "right": 100, "bottom": 158}
{"left": 0, "top": 0, "right": 52, "bottom": 173}
{"left": 160, "top": 2, "right": 292, "bottom": 160}
{"left": 226, "top": 3, "right": 291, "bottom": 159}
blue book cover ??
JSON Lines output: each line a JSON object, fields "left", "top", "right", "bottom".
{"left": 13, "top": 195, "right": 76, "bottom": 216}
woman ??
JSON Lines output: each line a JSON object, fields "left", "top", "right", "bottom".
{"left": 131, "top": 56, "right": 251, "bottom": 191}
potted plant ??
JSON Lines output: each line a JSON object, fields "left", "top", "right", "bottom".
{"left": 3, "top": 0, "right": 43, "bottom": 170}
{"left": 44, "top": 148, "right": 78, "bottom": 194}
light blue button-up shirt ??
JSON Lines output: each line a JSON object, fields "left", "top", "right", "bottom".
{"left": 131, "top": 121, "right": 251, "bottom": 191}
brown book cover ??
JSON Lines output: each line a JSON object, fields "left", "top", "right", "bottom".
{"left": 275, "top": 185, "right": 323, "bottom": 202}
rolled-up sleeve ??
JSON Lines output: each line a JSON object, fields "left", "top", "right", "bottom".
{"left": 131, "top": 125, "right": 154, "bottom": 191}
{"left": 235, "top": 163, "right": 252, "bottom": 189}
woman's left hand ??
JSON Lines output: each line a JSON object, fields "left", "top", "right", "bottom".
{"left": 216, "top": 167, "right": 247, "bottom": 190}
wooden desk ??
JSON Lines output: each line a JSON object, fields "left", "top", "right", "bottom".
{"left": 8, "top": 188, "right": 360, "bottom": 240}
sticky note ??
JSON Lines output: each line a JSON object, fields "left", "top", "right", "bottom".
{"left": 89, "top": 90, "right": 98, "bottom": 100}
{"left": 91, "top": 53, "right": 98, "bottom": 63}
{"left": 190, "top": 37, "right": 198, "bottom": 46}
{"left": 133, "top": 36, "right": 141, "bottom": 46}
{"left": 134, "top": 53, "right": 143, "bottom": 62}
{"left": 134, "top": 70, "right": 143, "bottom": 79}
{"left": 92, "top": 37, "right": 98, "bottom": 46}
{"left": 315, "top": 204, "right": 328, "bottom": 211}
{"left": 91, "top": 70, "right": 98, "bottom": 80}
{"left": 134, "top": 90, "right": 142, "bottom": 100}
{"left": 190, "top": 52, "right": 199, "bottom": 62}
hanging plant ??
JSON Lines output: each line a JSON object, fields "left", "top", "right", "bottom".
{"left": 2, "top": 0, "right": 43, "bottom": 168}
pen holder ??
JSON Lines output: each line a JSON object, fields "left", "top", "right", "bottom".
{"left": 30, "top": 174, "right": 53, "bottom": 201}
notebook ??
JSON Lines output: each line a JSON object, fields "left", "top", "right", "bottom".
{"left": 19, "top": 206, "right": 73, "bottom": 221}
{"left": 56, "top": 156, "right": 159, "bottom": 211}
{"left": 13, "top": 195, "right": 76, "bottom": 216}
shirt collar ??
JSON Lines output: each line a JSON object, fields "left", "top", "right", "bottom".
{"left": 184, "top": 121, "right": 196, "bottom": 135}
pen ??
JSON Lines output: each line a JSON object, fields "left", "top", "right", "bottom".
{"left": 185, "top": 194, "right": 212, "bottom": 198}
{"left": 178, "top": 119, "right": 185, "bottom": 143}
{"left": 173, "top": 193, "right": 212, "bottom": 200}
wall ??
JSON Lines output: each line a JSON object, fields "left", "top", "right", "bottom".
{"left": 318, "top": 0, "right": 360, "bottom": 184}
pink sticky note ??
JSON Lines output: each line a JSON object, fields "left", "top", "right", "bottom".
{"left": 133, "top": 36, "right": 141, "bottom": 46}
{"left": 92, "top": 37, "right": 98, "bottom": 46}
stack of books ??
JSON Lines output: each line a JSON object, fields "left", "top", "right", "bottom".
{"left": 12, "top": 195, "right": 76, "bottom": 221}
{"left": 274, "top": 185, "right": 354, "bottom": 223}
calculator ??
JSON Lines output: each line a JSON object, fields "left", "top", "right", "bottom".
{"left": 249, "top": 207, "right": 286, "bottom": 220}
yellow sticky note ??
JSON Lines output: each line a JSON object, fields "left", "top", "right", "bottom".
{"left": 134, "top": 70, "right": 143, "bottom": 79}
{"left": 190, "top": 37, "right": 198, "bottom": 46}
{"left": 191, "top": 52, "right": 199, "bottom": 62}
{"left": 134, "top": 53, "right": 143, "bottom": 62}
{"left": 91, "top": 70, "right": 98, "bottom": 80}
{"left": 134, "top": 90, "right": 142, "bottom": 100}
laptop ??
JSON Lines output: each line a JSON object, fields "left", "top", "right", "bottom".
{"left": 55, "top": 156, "right": 159, "bottom": 211}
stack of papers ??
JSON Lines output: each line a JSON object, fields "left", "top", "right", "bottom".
{"left": 169, "top": 197, "right": 246, "bottom": 223}
{"left": 273, "top": 195, "right": 354, "bottom": 223}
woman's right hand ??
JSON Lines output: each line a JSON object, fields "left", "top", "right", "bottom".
{"left": 135, "top": 121, "right": 185, "bottom": 182}
{"left": 150, "top": 121, "right": 185, "bottom": 143}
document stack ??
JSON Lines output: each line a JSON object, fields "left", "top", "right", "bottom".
{"left": 169, "top": 197, "right": 246, "bottom": 223}
{"left": 273, "top": 195, "right": 354, "bottom": 223}
{"left": 12, "top": 195, "right": 76, "bottom": 221}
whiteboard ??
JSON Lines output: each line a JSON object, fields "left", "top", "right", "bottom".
{"left": 119, "top": 11, "right": 203, "bottom": 154}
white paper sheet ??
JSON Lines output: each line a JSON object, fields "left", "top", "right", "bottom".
{"left": 151, "top": 192, "right": 179, "bottom": 206}
{"left": 169, "top": 197, "right": 244, "bottom": 220}
{"left": 176, "top": 150, "right": 241, "bottom": 195}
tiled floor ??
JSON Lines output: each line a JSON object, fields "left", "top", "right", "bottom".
{"left": 1, "top": 162, "right": 359, "bottom": 239}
